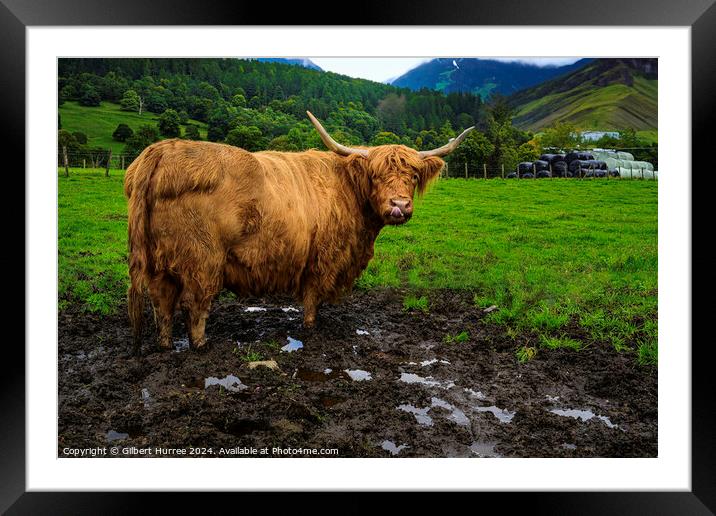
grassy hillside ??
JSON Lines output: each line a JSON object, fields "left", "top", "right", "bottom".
{"left": 59, "top": 169, "right": 657, "bottom": 363}
{"left": 510, "top": 59, "right": 658, "bottom": 132}
{"left": 58, "top": 101, "right": 208, "bottom": 155}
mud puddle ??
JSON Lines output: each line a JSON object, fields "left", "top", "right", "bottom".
{"left": 58, "top": 289, "right": 656, "bottom": 457}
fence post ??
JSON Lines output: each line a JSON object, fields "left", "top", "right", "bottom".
{"left": 83, "top": 158, "right": 86, "bottom": 169}
{"left": 464, "top": 162, "right": 468, "bottom": 179}
{"left": 501, "top": 164, "right": 504, "bottom": 179}
{"left": 105, "top": 149, "right": 112, "bottom": 178}
{"left": 549, "top": 163, "right": 553, "bottom": 179}
{"left": 121, "top": 155, "right": 125, "bottom": 170}
{"left": 63, "top": 145, "right": 69, "bottom": 177}
{"left": 483, "top": 163, "right": 487, "bottom": 180}
{"left": 444, "top": 162, "right": 448, "bottom": 178}
{"left": 641, "top": 167, "right": 644, "bottom": 180}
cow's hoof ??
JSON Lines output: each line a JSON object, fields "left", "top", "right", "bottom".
{"left": 191, "top": 338, "right": 208, "bottom": 351}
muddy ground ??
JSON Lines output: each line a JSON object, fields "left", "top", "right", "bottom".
{"left": 58, "top": 289, "right": 657, "bottom": 458}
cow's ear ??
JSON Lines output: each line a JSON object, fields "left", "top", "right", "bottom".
{"left": 417, "top": 156, "right": 445, "bottom": 195}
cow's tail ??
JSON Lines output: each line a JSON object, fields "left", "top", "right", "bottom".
{"left": 124, "top": 144, "right": 162, "bottom": 354}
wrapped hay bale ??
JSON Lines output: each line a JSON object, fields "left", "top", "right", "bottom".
{"left": 521, "top": 172, "right": 535, "bottom": 179}
{"left": 506, "top": 172, "right": 517, "bottom": 179}
{"left": 532, "top": 160, "right": 550, "bottom": 172}
{"left": 536, "top": 170, "right": 551, "bottom": 178}
{"left": 517, "top": 162, "right": 533, "bottom": 175}
{"left": 617, "top": 151, "right": 634, "bottom": 161}
{"left": 552, "top": 161, "right": 568, "bottom": 177}
{"left": 539, "top": 154, "right": 556, "bottom": 162}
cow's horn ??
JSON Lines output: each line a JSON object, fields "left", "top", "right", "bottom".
{"left": 307, "top": 111, "right": 369, "bottom": 157}
{"left": 419, "top": 126, "right": 475, "bottom": 158}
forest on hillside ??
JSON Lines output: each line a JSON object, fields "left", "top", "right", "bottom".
{"left": 57, "top": 58, "right": 656, "bottom": 172}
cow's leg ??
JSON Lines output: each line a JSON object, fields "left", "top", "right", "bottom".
{"left": 147, "top": 274, "right": 179, "bottom": 350}
{"left": 302, "top": 289, "right": 319, "bottom": 328}
{"left": 180, "top": 278, "right": 218, "bottom": 350}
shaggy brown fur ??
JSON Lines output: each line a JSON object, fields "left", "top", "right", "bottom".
{"left": 125, "top": 138, "right": 445, "bottom": 352}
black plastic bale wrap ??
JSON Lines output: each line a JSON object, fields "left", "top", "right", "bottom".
{"left": 588, "top": 160, "right": 608, "bottom": 170}
{"left": 517, "top": 162, "right": 533, "bottom": 174}
{"left": 521, "top": 172, "right": 535, "bottom": 179}
{"left": 584, "top": 170, "right": 595, "bottom": 177}
{"left": 594, "top": 170, "right": 607, "bottom": 178}
{"left": 539, "top": 154, "right": 555, "bottom": 162}
{"left": 565, "top": 151, "right": 594, "bottom": 163}
{"left": 506, "top": 172, "right": 517, "bottom": 179}
{"left": 536, "top": 170, "right": 551, "bottom": 178}
{"left": 550, "top": 154, "right": 566, "bottom": 164}
{"left": 609, "top": 169, "right": 620, "bottom": 177}
{"left": 532, "top": 160, "right": 550, "bottom": 172}
{"left": 552, "top": 161, "right": 568, "bottom": 177}
{"left": 569, "top": 159, "right": 594, "bottom": 172}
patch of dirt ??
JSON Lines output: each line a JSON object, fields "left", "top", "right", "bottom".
{"left": 58, "top": 289, "right": 657, "bottom": 458}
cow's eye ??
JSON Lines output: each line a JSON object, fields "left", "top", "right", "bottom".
{"left": 412, "top": 173, "right": 419, "bottom": 184}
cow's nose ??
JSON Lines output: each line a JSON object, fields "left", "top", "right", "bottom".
{"left": 391, "top": 198, "right": 413, "bottom": 215}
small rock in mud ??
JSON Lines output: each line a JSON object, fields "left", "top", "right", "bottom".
{"left": 247, "top": 360, "right": 279, "bottom": 371}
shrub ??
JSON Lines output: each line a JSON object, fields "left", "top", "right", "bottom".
{"left": 112, "top": 123, "right": 134, "bottom": 142}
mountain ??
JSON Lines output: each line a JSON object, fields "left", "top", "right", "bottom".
{"left": 509, "top": 58, "right": 658, "bottom": 131}
{"left": 389, "top": 58, "right": 591, "bottom": 98}
{"left": 255, "top": 58, "right": 323, "bottom": 71}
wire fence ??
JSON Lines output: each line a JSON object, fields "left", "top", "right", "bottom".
{"left": 442, "top": 162, "right": 657, "bottom": 180}
{"left": 57, "top": 148, "right": 658, "bottom": 180}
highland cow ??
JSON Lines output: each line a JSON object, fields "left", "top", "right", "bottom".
{"left": 125, "top": 112, "right": 472, "bottom": 352}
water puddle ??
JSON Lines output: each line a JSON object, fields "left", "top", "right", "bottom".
{"left": 398, "top": 372, "right": 454, "bottom": 389}
{"left": 140, "top": 388, "right": 152, "bottom": 408}
{"left": 464, "top": 388, "right": 486, "bottom": 400}
{"left": 397, "top": 404, "right": 433, "bottom": 426}
{"left": 381, "top": 440, "right": 409, "bottom": 456}
{"left": 550, "top": 408, "right": 618, "bottom": 429}
{"left": 470, "top": 441, "right": 500, "bottom": 457}
{"left": 204, "top": 374, "right": 248, "bottom": 392}
{"left": 106, "top": 430, "right": 130, "bottom": 443}
{"left": 431, "top": 397, "right": 470, "bottom": 426}
{"left": 344, "top": 369, "right": 372, "bottom": 381}
{"left": 356, "top": 329, "right": 370, "bottom": 336}
{"left": 281, "top": 336, "right": 303, "bottom": 352}
{"left": 398, "top": 397, "right": 469, "bottom": 427}
{"left": 419, "top": 358, "right": 450, "bottom": 367}
{"left": 173, "top": 338, "right": 190, "bottom": 352}
{"left": 296, "top": 368, "right": 345, "bottom": 382}
{"left": 474, "top": 405, "right": 516, "bottom": 424}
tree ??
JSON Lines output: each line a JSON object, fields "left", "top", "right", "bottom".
{"left": 72, "top": 131, "right": 88, "bottom": 145}
{"left": 120, "top": 89, "right": 144, "bottom": 114}
{"left": 370, "top": 131, "right": 401, "bottom": 146}
{"left": 58, "top": 129, "right": 77, "bottom": 149}
{"left": 517, "top": 140, "right": 540, "bottom": 162}
{"left": 112, "top": 123, "right": 134, "bottom": 142}
{"left": 538, "top": 122, "right": 582, "bottom": 152}
{"left": 225, "top": 126, "right": 264, "bottom": 151}
{"left": 184, "top": 124, "right": 201, "bottom": 140}
{"left": 123, "top": 124, "right": 160, "bottom": 157}
{"left": 158, "top": 109, "right": 181, "bottom": 137}
{"left": 78, "top": 84, "right": 101, "bottom": 107}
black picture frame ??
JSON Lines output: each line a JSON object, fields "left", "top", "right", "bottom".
{"left": 5, "top": 0, "right": 714, "bottom": 512}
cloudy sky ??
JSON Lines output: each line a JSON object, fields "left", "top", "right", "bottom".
{"left": 309, "top": 57, "right": 582, "bottom": 83}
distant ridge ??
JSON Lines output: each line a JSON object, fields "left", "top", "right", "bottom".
{"left": 255, "top": 58, "right": 323, "bottom": 71}
{"left": 508, "top": 58, "right": 657, "bottom": 131}
{"left": 389, "top": 58, "right": 591, "bottom": 98}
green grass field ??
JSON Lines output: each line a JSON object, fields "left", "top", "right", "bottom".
{"left": 58, "top": 169, "right": 657, "bottom": 364}
{"left": 59, "top": 101, "right": 209, "bottom": 155}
